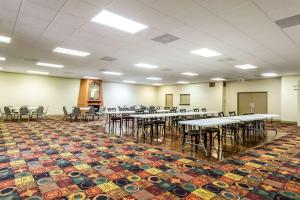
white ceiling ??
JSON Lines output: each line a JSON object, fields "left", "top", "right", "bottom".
{"left": 1, "top": 0, "right": 300, "bottom": 85}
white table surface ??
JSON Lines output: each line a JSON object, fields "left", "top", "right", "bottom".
{"left": 178, "top": 118, "right": 239, "bottom": 127}
{"left": 223, "top": 114, "right": 280, "bottom": 121}
{"left": 80, "top": 107, "right": 90, "bottom": 111}
{"left": 130, "top": 111, "right": 218, "bottom": 119}
{"left": 104, "top": 110, "right": 136, "bottom": 114}
{"left": 12, "top": 106, "right": 38, "bottom": 110}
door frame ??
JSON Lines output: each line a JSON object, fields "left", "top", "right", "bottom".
{"left": 237, "top": 92, "right": 268, "bottom": 114}
{"left": 165, "top": 94, "right": 173, "bottom": 108}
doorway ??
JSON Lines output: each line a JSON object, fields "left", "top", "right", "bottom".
{"left": 165, "top": 94, "right": 173, "bottom": 108}
{"left": 238, "top": 92, "right": 268, "bottom": 115}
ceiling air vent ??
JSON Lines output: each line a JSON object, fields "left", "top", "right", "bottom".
{"left": 101, "top": 56, "right": 117, "bottom": 61}
{"left": 275, "top": 14, "right": 300, "bottom": 28}
{"left": 152, "top": 33, "right": 180, "bottom": 44}
{"left": 209, "top": 82, "right": 215, "bottom": 87}
{"left": 24, "top": 58, "right": 39, "bottom": 62}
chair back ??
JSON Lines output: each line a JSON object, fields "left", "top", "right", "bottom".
{"left": 170, "top": 107, "right": 177, "bottom": 113}
{"left": 19, "top": 106, "right": 29, "bottom": 115}
{"left": 73, "top": 107, "right": 81, "bottom": 115}
{"left": 37, "top": 106, "right": 44, "bottom": 115}
{"left": 164, "top": 106, "right": 170, "bottom": 110}
{"left": 63, "top": 106, "right": 68, "bottom": 115}
{"left": 202, "top": 108, "right": 207, "bottom": 112}
{"left": 194, "top": 108, "right": 199, "bottom": 112}
{"left": 89, "top": 107, "right": 96, "bottom": 114}
{"left": 180, "top": 109, "right": 186, "bottom": 113}
{"left": 218, "top": 112, "right": 225, "bottom": 117}
{"left": 229, "top": 111, "right": 236, "bottom": 116}
{"left": 4, "top": 107, "right": 11, "bottom": 116}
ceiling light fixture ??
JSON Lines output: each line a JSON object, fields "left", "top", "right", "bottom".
{"left": 211, "top": 78, "right": 226, "bottom": 81}
{"left": 0, "top": 67, "right": 3, "bottom": 70}
{"left": 0, "top": 35, "right": 11, "bottom": 43}
{"left": 102, "top": 71, "right": 123, "bottom": 76}
{"left": 123, "top": 80, "right": 136, "bottom": 84}
{"left": 146, "top": 77, "right": 162, "bottom": 81}
{"left": 0, "top": 57, "right": 6, "bottom": 61}
{"left": 190, "top": 48, "right": 222, "bottom": 57}
{"left": 83, "top": 76, "right": 100, "bottom": 79}
{"left": 36, "top": 62, "right": 64, "bottom": 68}
{"left": 134, "top": 63, "right": 158, "bottom": 69}
{"left": 181, "top": 72, "right": 198, "bottom": 76}
{"left": 177, "top": 81, "right": 189, "bottom": 84}
{"left": 27, "top": 70, "right": 49, "bottom": 75}
{"left": 53, "top": 47, "right": 90, "bottom": 57}
{"left": 91, "top": 10, "right": 148, "bottom": 33}
{"left": 152, "top": 83, "right": 163, "bottom": 86}
{"left": 235, "top": 64, "right": 257, "bottom": 70}
{"left": 261, "top": 73, "right": 278, "bottom": 77}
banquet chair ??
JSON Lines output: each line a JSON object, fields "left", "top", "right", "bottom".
{"left": 63, "top": 106, "right": 73, "bottom": 121}
{"left": 31, "top": 106, "right": 44, "bottom": 120}
{"left": 3, "top": 107, "right": 18, "bottom": 121}
{"left": 122, "top": 108, "right": 135, "bottom": 134}
{"left": 108, "top": 108, "right": 122, "bottom": 135}
{"left": 19, "top": 106, "right": 30, "bottom": 122}
{"left": 136, "top": 110, "right": 154, "bottom": 143}
{"left": 43, "top": 105, "right": 49, "bottom": 118}
{"left": 86, "top": 107, "right": 96, "bottom": 121}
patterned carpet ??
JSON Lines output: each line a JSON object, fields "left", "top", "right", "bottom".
{"left": 0, "top": 119, "right": 299, "bottom": 200}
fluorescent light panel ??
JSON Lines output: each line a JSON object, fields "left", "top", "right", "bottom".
{"left": 0, "top": 35, "right": 11, "bottom": 43}
{"left": 91, "top": 10, "right": 148, "bottom": 33}
{"left": 152, "top": 83, "right": 163, "bottom": 86}
{"left": 177, "top": 81, "right": 189, "bottom": 84}
{"left": 146, "top": 77, "right": 162, "bottom": 81}
{"left": 134, "top": 63, "right": 158, "bottom": 69}
{"left": 235, "top": 64, "right": 257, "bottom": 70}
{"left": 36, "top": 62, "right": 64, "bottom": 68}
{"left": 27, "top": 70, "right": 49, "bottom": 75}
{"left": 102, "top": 71, "right": 123, "bottom": 76}
{"left": 181, "top": 72, "right": 198, "bottom": 76}
{"left": 211, "top": 78, "right": 226, "bottom": 81}
{"left": 261, "top": 73, "right": 278, "bottom": 77}
{"left": 83, "top": 76, "right": 100, "bottom": 79}
{"left": 0, "top": 57, "right": 6, "bottom": 61}
{"left": 53, "top": 47, "right": 90, "bottom": 57}
{"left": 123, "top": 80, "right": 136, "bottom": 83}
{"left": 190, "top": 48, "right": 222, "bottom": 57}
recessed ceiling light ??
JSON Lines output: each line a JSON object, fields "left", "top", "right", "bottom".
{"left": 146, "top": 77, "right": 162, "bottom": 81}
{"left": 102, "top": 71, "right": 123, "bottom": 76}
{"left": 235, "top": 64, "right": 257, "bottom": 70}
{"left": 211, "top": 78, "right": 226, "bottom": 81}
{"left": 134, "top": 63, "right": 158, "bottom": 69}
{"left": 181, "top": 72, "right": 198, "bottom": 76}
{"left": 123, "top": 80, "right": 136, "bottom": 84}
{"left": 36, "top": 62, "right": 64, "bottom": 68}
{"left": 190, "top": 48, "right": 222, "bottom": 57}
{"left": 0, "top": 67, "right": 2, "bottom": 70}
{"left": 27, "top": 70, "right": 49, "bottom": 75}
{"left": 261, "top": 73, "right": 278, "bottom": 77}
{"left": 153, "top": 83, "right": 163, "bottom": 86}
{"left": 91, "top": 10, "right": 148, "bottom": 33}
{"left": 0, "top": 35, "right": 11, "bottom": 43}
{"left": 177, "top": 81, "right": 189, "bottom": 84}
{"left": 53, "top": 47, "right": 90, "bottom": 57}
{"left": 83, "top": 76, "right": 100, "bottom": 79}
{"left": 0, "top": 57, "right": 6, "bottom": 61}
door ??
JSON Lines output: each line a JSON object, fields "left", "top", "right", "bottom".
{"left": 165, "top": 94, "right": 173, "bottom": 108}
{"left": 238, "top": 92, "right": 267, "bottom": 114}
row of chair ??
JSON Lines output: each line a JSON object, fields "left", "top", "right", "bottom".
{"left": 0, "top": 106, "right": 46, "bottom": 122}
{"left": 63, "top": 106, "right": 102, "bottom": 121}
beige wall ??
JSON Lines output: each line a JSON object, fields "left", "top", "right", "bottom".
{"left": 0, "top": 72, "right": 80, "bottom": 115}
{"left": 102, "top": 82, "right": 158, "bottom": 107}
{"left": 157, "top": 82, "right": 223, "bottom": 111}
{"left": 298, "top": 81, "right": 300, "bottom": 126}
{"left": 225, "top": 78, "right": 281, "bottom": 116}
{"left": 281, "top": 76, "right": 300, "bottom": 122}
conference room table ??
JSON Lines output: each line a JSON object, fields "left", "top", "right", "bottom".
{"left": 179, "top": 118, "right": 240, "bottom": 156}
{"left": 179, "top": 113, "right": 280, "bottom": 156}
{"left": 130, "top": 111, "right": 218, "bottom": 142}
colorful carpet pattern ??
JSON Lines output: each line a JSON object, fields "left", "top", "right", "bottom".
{"left": 0, "top": 120, "right": 299, "bottom": 200}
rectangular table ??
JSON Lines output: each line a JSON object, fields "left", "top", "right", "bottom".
{"left": 130, "top": 111, "right": 218, "bottom": 142}
{"left": 223, "top": 114, "right": 280, "bottom": 135}
{"left": 178, "top": 118, "right": 240, "bottom": 156}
